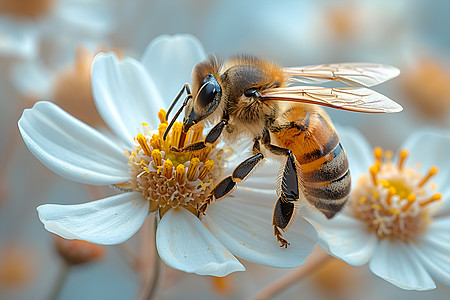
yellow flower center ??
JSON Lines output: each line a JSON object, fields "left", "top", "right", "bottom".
{"left": 125, "top": 109, "right": 225, "bottom": 217}
{"left": 351, "top": 147, "right": 442, "bottom": 242}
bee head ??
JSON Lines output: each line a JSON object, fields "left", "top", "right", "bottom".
{"left": 182, "top": 73, "right": 222, "bottom": 132}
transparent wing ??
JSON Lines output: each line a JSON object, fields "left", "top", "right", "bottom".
{"left": 284, "top": 63, "right": 400, "bottom": 87}
{"left": 260, "top": 86, "right": 403, "bottom": 113}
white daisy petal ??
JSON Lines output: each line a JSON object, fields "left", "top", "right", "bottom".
{"left": 18, "top": 101, "right": 129, "bottom": 185}
{"left": 304, "top": 210, "right": 378, "bottom": 266}
{"left": 335, "top": 125, "right": 373, "bottom": 178}
{"left": 37, "top": 192, "right": 148, "bottom": 245}
{"left": 401, "top": 129, "right": 450, "bottom": 189}
{"left": 412, "top": 218, "right": 450, "bottom": 285}
{"left": 204, "top": 187, "right": 317, "bottom": 267}
{"left": 91, "top": 52, "right": 164, "bottom": 147}
{"left": 141, "top": 34, "right": 206, "bottom": 104}
{"left": 369, "top": 239, "right": 436, "bottom": 290}
{"left": 156, "top": 207, "right": 245, "bottom": 277}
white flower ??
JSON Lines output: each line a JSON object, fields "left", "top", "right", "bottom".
{"left": 18, "top": 34, "right": 317, "bottom": 276}
{"left": 305, "top": 126, "right": 450, "bottom": 290}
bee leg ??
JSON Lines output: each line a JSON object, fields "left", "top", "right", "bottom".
{"left": 262, "top": 129, "right": 300, "bottom": 247}
{"left": 199, "top": 139, "right": 264, "bottom": 214}
{"left": 171, "top": 118, "right": 228, "bottom": 153}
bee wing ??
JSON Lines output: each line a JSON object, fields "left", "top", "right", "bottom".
{"left": 284, "top": 63, "right": 400, "bottom": 87}
{"left": 260, "top": 86, "right": 403, "bottom": 113}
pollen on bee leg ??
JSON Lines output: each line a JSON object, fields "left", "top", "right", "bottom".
{"left": 152, "top": 149, "right": 162, "bottom": 167}
{"left": 420, "top": 193, "right": 442, "bottom": 207}
{"left": 198, "top": 160, "right": 215, "bottom": 181}
{"left": 136, "top": 133, "right": 152, "bottom": 156}
{"left": 418, "top": 166, "right": 439, "bottom": 187}
{"left": 187, "top": 157, "right": 200, "bottom": 181}
{"left": 158, "top": 109, "right": 168, "bottom": 124}
{"left": 162, "top": 160, "right": 173, "bottom": 179}
{"left": 398, "top": 149, "right": 409, "bottom": 170}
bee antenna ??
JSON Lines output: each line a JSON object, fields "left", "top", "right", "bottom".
{"left": 163, "top": 95, "right": 191, "bottom": 141}
{"left": 166, "top": 83, "right": 192, "bottom": 121}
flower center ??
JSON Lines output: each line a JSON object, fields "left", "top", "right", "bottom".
{"left": 350, "top": 147, "right": 442, "bottom": 242}
{"left": 127, "top": 109, "right": 224, "bottom": 217}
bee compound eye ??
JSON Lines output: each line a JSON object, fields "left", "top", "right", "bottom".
{"left": 197, "top": 81, "right": 218, "bottom": 108}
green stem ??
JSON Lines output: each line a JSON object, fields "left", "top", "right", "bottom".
{"left": 143, "top": 216, "right": 161, "bottom": 300}
{"left": 49, "top": 263, "right": 70, "bottom": 300}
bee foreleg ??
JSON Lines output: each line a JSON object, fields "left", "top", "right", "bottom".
{"left": 171, "top": 118, "right": 228, "bottom": 153}
{"left": 200, "top": 139, "right": 265, "bottom": 214}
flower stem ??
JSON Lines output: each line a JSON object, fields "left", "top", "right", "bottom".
{"left": 138, "top": 216, "right": 161, "bottom": 300}
{"left": 49, "top": 263, "right": 70, "bottom": 300}
{"left": 251, "top": 249, "right": 332, "bottom": 300}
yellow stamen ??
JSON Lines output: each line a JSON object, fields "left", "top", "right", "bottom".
{"left": 420, "top": 193, "right": 442, "bottom": 207}
{"left": 198, "top": 160, "right": 215, "bottom": 181}
{"left": 152, "top": 149, "right": 162, "bottom": 167}
{"left": 158, "top": 123, "right": 168, "bottom": 139}
{"left": 175, "top": 164, "right": 185, "bottom": 184}
{"left": 398, "top": 149, "right": 409, "bottom": 170}
{"left": 158, "top": 109, "right": 168, "bottom": 124}
{"left": 371, "top": 204, "right": 382, "bottom": 210}
{"left": 163, "top": 160, "right": 173, "bottom": 179}
{"left": 384, "top": 150, "right": 394, "bottom": 160}
{"left": 190, "top": 124, "right": 204, "bottom": 143}
{"left": 386, "top": 186, "right": 396, "bottom": 206}
{"left": 136, "top": 133, "right": 152, "bottom": 156}
{"left": 402, "top": 194, "right": 416, "bottom": 212}
{"left": 150, "top": 134, "right": 162, "bottom": 150}
{"left": 359, "top": 197, "right": 367, "bottom": 204}
{"left": 370, "top": 166, "right": 379, "bottom": 185}
{"left": 171, "top": 122, "right": 182, "bottom": 149}
{"left": 373, "top": 147, "right": 383, "bottom": 163}
{"left": 418, "top": 166, "right": 439, "bottom": 187}
{"left": 389, "top": 208, "right": 399, "bottom": 215}
{"left": 187, "top": 157, "right": 200, "bottom": 181}
{"left": 142, "top": 122, "right": 149, "bottom": 127}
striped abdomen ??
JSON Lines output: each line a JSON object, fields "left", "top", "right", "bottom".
{"left": 272, "top": 107, "right": 351, "bottom": 218}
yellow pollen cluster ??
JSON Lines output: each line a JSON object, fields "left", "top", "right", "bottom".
{"left": 351, "top": 147, "right": 442, "bottom": 242}
{"left": 127, "top": 109, "right": 224, "bottom": 217}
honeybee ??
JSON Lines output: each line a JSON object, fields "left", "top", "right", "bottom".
{"left": 164, "top": 56, "right": 401, "bottom": 247}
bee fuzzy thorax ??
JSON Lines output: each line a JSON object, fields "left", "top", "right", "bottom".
{"left": 351, "top": 147, "right": 442, "bottom": 242}
{"left": 127, "top": 109, "right": 225, "bottom": 218}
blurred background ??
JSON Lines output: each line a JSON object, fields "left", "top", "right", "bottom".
{"left": 0, "top": 0, "right": 449, "bottom": 299}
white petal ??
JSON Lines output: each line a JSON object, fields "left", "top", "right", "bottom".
{"left": 204, "top": 186, "right": 317, "bottom": 268}
{"left": 335, "top": 125, "right": 372, "bottom": 179}
{"left": 369, "top": 239, "right": 436, "bottom": 290}
{"left": 156, "top": 207, "right": 244, "bottom": 277}
{"left": 18, "top": 101, "right": 129, "bottom": 185}
{"left": 412, "top": 217, "right": 450, "bottom": 285}
{"left": 0, "top": 18, "right": 37, "bottom": 59}
{"left": 91, "top": 53, "right": 165, "bottom": 147}
{"left": 304, "top": 210, "right": 377, "bottom": 266}
{"left": 401, "top": 129, "right": 450, "bottom": 191}
{"left": 141, "top": 34, "right": 206, "bottom": 105}
{"left": 37, "top": 192, "right": 148, "bottom": 245}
